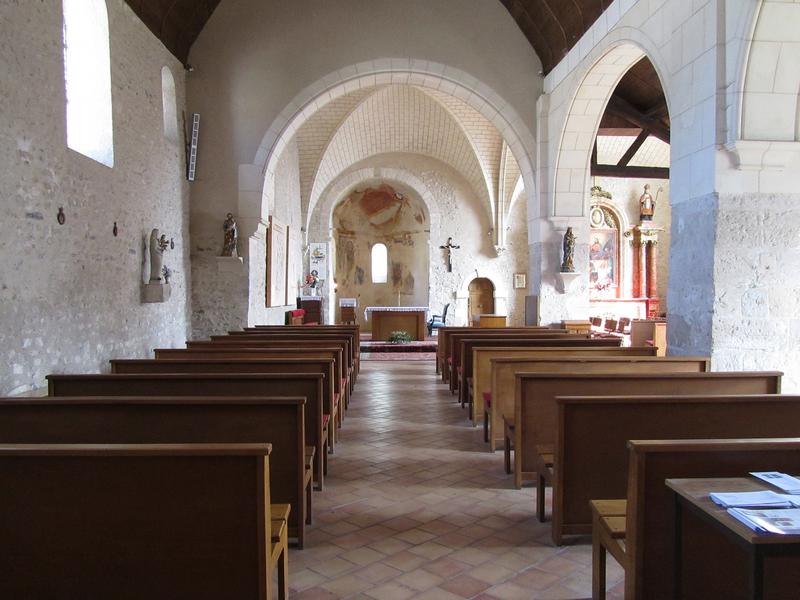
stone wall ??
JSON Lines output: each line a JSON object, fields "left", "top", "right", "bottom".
{"left": 711, "top": 193, "right": 800, "bottom": 391}
{"left": 0, "top": 0, "right": 190, "bottom": 395}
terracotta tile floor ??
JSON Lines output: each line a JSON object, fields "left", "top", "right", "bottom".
{"left": 287, "top": 361, "right": 625, "bottom": 599}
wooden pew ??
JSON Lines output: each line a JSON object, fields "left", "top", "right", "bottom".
{"left": 47, "top": 372, "right": 327, "bottom": 490}
{"left": 111, "top": 357, "right": 340, "bottom": 449}
{"left": 194, "top": 338, "right": 353, "bottom": 408}
{"left": 503, "top": 360, "right": 711, "bottom": 485}
{"left": 154, "top": 347, "right": 346, "bottom": 417}
{"left": 242, "top": 325, "right": 361, "bottom": 378}
{"left": 448, "top": 330, "right": 580, "bottom": 392}
{"left": 594, "top": 436, "right": 800, "bottom": 600}
{"left": 211, "top": 334, "right": 355, "bottom": 389}
{"left": 0, "top": 442, "right": 287, "bottom": 599}
{"left": 474, "top": 346, "right": 657, "bottom": 434}
{"left": 456, "top": 334, "right": 622, "bottom": 404}
{"left": 487, "top": 353, "right": 694, "bottom": 450}
{"left": 512, "top": 371, "right": 782, "bottom": 544}
{"left": 436, "top": 326, "right": 553, "bottom": 379}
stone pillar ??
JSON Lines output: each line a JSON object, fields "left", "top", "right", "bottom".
{"left": 631, "top": 229, "right": 642, "bottom": 298}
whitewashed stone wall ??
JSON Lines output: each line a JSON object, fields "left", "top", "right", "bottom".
{"left": 0, "top": 0, "right": 190, "bottom": 395}
{"left": 191, "top": 139, "right": 303, "bottom": 339}
{"left": 308, "top": 155, "right": 529, "bottom": 327}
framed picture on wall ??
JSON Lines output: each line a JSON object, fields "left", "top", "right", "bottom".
{"left": 513, "top": 273, "right": 527, "bottom": 289}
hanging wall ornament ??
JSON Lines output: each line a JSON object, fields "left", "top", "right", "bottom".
{"left": 56, "top": 207, "right": 66, "bottom": 225}
{"left": 113, "top": 222, "right": 118, "bottom": 237}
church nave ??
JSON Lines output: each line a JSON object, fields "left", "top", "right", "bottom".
{"left": 288, "top": 360, "right": 623, "bottom": 600}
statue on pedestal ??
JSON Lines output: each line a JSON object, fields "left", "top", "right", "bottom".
{"left": 561, "top": 227, "right": 576, "bottom": 273}
{"left": 148, "top": 228, "right": 169, "bottom": 283}
{"left": 639, "top": 184, "right": 656, "bottom": 222}
{"left": 221, "top": 213, "right": 238, "bottom": 257}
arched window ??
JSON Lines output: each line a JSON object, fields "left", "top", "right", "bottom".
{"left": 371, "top": 243, "right": 388, "bottom": 283}
{"left": 588, "top": 203, "right": 621, "bottom": 299}
{"left": 161, "top": 66, "right": 178, "bottom": 143}
{"left": 62, "top": 0, "right": 114, "bottom": 167}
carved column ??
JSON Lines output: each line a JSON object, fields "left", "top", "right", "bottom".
{"left": 631, "top": 228, "right": 643, "bottom": 297}
{"left": 646, "top": 241, "right": 658, "bottom": 298}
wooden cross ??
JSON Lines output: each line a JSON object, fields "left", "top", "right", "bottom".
{"left": 439, "top": 237, "right": 460, "bottom": 272}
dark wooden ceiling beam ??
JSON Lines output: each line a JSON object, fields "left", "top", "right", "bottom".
{"left": 502, "top": 0, "right": 554, "bottom": 71}
{"left": 616, "top": 129, "right": 650, "bottom": 167}
{"left": 606, "top": 96, "right": 670, "bottom": 143}
{"left": 591, "top": 164, "right": 669, "bottom": 179}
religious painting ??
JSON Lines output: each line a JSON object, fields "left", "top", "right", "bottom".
{"left": 513, "top": 273, "right": 527, "bottom": 289}
{"left": 588, "top": 230, "right": 618, "bottom": 296}
{"left": 266, "top": 216, "right": 288, "bottom": 307}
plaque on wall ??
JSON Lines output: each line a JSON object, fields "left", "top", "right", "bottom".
{"left": 266, "top": 216, "right": 288, "bottom": 307}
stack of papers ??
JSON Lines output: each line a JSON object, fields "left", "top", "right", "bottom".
{"left": 710, "top": 490, "right": 800, "bottom": 509}
{"left": 727, "top": 507, "right": 800, "bottom": 535}
{"left": 750, "top": 472, "right": 800, "bottom": 494}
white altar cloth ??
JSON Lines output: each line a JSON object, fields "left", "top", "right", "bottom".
{"left": 364, "top": 306, "right": 429, "bottom": 320}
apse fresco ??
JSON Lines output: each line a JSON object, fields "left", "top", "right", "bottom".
{"left": 333, "top": 184, "right": 429, "bottom": 330}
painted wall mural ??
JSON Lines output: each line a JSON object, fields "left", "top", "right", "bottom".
{"left": 333, "top": 184, "right": 429, "bottom": 330}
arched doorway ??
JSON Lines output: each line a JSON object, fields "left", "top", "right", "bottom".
{"left": 468, "top": 278, "right": 495, "bottom": 323}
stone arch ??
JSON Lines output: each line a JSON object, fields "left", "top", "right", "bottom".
{"left": 550, "top": 36, "right": 671, "bottom": 218}
{"left": 454, "top": 270, "right": 509, "bottom": 327}
{"left": 310, "top": 166, "right": 442, "bottom": 323}
{"left": 732, "top": 0, "right": 800, "bottom": 169}
{"left": 306, "top": 86, "right": 491, "bottom": 230}
{"left": 238, "top": 60, "right": 538, "bottom": 242}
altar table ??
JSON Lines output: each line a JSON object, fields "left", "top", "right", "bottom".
{"left": 364, "top": 307, "right": 428, "bottom": 341}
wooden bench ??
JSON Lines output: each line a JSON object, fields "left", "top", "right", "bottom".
{"left": 594, "top": 436, "right": 800, "bottom": 600}
{"left": 512, "top": 371, "right": 782, "bottom": 544}
{"left": 0, "top": 442, "right": 288, "bottom": 599}
{"left": 456, "top": 335, "right": 622, "bottom": 406}
{"left": 222, "top": 332, "right": 357, "bottom": 387}
{"left": 436, "top": 326, "right": 553, "bottom": 379}
{"left": 111, "top": 357, "right": 340, "bottom": 448}
{"left": 476, "top": 347, "right": 659, "bottom": 441}
{"left": 486, "top": 353, "right": 698, "bottom": 451}
{"left": 448, "top": 331, "right": 582, "bottom": 393}
{"left": 503, "top": 360, "right": 711, "bottom": 486}
{"left": 154, "top": 347, "right": 346, "bottom": 416}
{"left": 241, "top": 325, "right": 361, "bottom": 379}
{"left": 193, "top": 338, "right": 353, "bottom": 407}
{"left": 47, "top": 372, "right": 327, "bottom": 490}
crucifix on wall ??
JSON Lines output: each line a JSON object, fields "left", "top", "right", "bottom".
{"left": 439, "top": 237, "right": 460, "bottom": 272}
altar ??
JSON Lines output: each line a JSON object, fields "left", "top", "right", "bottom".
{"left": 364, "top": 306, "right": 428, "bottom": 341}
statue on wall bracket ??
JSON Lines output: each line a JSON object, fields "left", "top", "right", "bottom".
{"left": 561, "top": 227, "right": 576, "bottom": 273}
{"left": 639, "top": 184, "right": 660, "bottom": 222}
{"left": 143, "top": 228, "right": 171, "bottom": 303}
{"left": 221, "top": 213, "right": 239, "bottom": 257}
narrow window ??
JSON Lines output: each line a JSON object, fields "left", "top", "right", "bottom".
{"left": 161, "top": 66, "right": 178, "bottom": 143}
{"left": 62, "top": 0, "right": 114, "bottom": 167}
{"left": 371, "top": 243, "right": 388, "bottom": 283}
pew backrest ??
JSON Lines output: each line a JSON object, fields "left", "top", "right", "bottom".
{"left": 626, "top": 436, "right": 800, "bottom": 600}
{"left": 544, "top": 372, "right": 781, "bottom": 543}
{"left": 0, "top": 442, "right": 273, "bottom": 600}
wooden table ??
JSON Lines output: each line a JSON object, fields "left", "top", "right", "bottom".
{"left": 365, "top": 307, "right": 427, "bottom": 341}
{"left": 667, "top": 477, "right": 800, "bottom": 600}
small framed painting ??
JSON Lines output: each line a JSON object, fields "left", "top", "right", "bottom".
{"left": 513, "top": 273, "right": 527, "bottom": 289}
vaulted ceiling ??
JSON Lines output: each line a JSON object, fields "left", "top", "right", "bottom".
{"left": 124, "top": 0, "right": 608, "bottom": 73}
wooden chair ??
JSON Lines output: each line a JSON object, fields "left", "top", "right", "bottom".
{"left": 603, "top": 318, "right": 618, "bottom": 333}
{"left": 340, "top": 306, "right": 356, "bottom": 325}
{"left": 616, "top": 317, "right": 631, "bottom": 334}
{"left": 427, "top": 303, "right": 450, "bottom": 335}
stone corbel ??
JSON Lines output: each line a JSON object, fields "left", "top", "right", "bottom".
{"left": 727, "top": 140, "right": 800, "bottom": 171}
